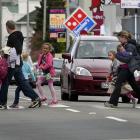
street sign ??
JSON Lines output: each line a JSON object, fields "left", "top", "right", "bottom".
{"left": 121, "top": 0, "right": 140, "bottom": 9}
{"left": 64, "top": 7, "right": 96, "bottom": 36}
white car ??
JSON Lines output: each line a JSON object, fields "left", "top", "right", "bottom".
{"left": 53, "top": 58, "right": 63, "bottom": 85}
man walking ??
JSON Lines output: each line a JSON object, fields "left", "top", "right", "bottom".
{"left": 0, "top": 20, "right": 41, "bottom": 109}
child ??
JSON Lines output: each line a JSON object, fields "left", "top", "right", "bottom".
{"left": 10, "top": 52, "right": 36, "bottom": 108}
{"left": 36, "top": 43, "right": 58, "bottom": 105}
{"left": 0, "top": 48, "right": 9, "bottom": 89}
{"left": 117, "top": 44, "right": 140, "bottom": 81}
{"left": 107, "top": 50, "right": 138, "bottom": 108}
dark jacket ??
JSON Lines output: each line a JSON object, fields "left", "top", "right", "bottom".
{"left": 116, "top": 39, "right": 140, "bottom": 73}
{"left": 7, "top": 31, "right": 24, "bottom": 66}
{"left": 7, "top": 31, "right": 24, "bottom": 55}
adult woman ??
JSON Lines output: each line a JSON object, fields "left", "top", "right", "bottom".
{"left": 105, "top": 31, "right": 140, "bottom": 107}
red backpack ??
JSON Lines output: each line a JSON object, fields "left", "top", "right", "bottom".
{"left": 0, "top": 57, "right": 8, "bottom": 82}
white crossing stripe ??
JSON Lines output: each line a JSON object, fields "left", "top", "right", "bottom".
{"left": 49, "top": 104, "right": 70, "bottom": 108}
{"left": 42, "top": 103, "right": 70, "bottom": 108}
{"left": 66, "top": 108, "right": 80, "bottom": 113}
{"left": 106, "top": 116, "right": 127, "bottom": 122}
{"left": 93, "top": 105, "right": 115, "bottom": 109}
{"left": 19, "top": 97, "right": 31, "bottom": 101}
{"left": 136, "top": 106, "right": 140, "bottom": 109}
{"left": 111, "top": 138, "right": 140, "bottom": 140}
{"left": 88, "top": 112, "right": 96, "bottom": 115}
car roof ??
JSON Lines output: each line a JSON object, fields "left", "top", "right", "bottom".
{"left": 79, "top": 35, "right": 118, "bottom": 41}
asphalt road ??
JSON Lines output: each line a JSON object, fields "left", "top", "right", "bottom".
{"left": 0, "top": 85, "right": 140, "bottom": 140}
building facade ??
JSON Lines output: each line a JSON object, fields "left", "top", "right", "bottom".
{"left": 1, "top": 0, "right": 41, "bottom": 49}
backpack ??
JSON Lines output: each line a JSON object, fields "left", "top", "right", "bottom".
{"left": 0, "top": 56, "right": 8, "bottom": 81}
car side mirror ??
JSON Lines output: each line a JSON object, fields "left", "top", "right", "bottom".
{"left": 62, "top": 53, "right": 71, "bottom": 63}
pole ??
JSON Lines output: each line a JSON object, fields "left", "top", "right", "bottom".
{"left": 0, "top": 0, "right": 2, "bottom": 49}
{"left": 43, "top": 0, "right": 47, "bottom": 41}
{"left": 134, "top": 9, "right": 138, "bottom": 41}
{"left": 26, "top": 0, "right": 30, "bottom": 51}
{"left": 66, "top": 0, "right": 70, "bottom": 50}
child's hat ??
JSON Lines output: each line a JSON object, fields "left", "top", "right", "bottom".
{"left": 2, "top": 46, "right": 11, "bottom": 55}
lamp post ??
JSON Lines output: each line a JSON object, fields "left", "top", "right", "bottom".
{"left": 43, "top": 0, "right": 47, "bottom": 41}
{"left": 0, "top": 0, "right": 2, "bottom": 49}
{"left": 26, "top": 0, "right": 30, "bottom": 51}
{"left": 66, "top": 0, "right": 70, "bottom": 50}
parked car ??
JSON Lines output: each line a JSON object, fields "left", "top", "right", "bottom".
{"left": 60, "top": 35, "right": 119, "bottom": 101}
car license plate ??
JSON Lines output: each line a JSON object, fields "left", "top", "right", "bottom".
{"left": 101, "top": 82, "right": 109, "bottom": 89}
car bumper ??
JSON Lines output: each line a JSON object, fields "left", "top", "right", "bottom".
{"left": 71, "top": 75, "right": 108, "bottom": 95}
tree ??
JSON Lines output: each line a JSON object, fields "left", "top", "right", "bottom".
{"left": 30, "top": 0, "right": 66, "bottom": 61}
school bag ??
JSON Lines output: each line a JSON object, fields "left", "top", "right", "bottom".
{"left": 0, "top": 56, "right": 8, "bottom": 82}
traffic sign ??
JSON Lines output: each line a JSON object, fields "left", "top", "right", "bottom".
{"left": 64, "top": 7, "right": 96, "bottom": 36}
{"left": 121, "top": 0, "right": 140, "bottom": 9}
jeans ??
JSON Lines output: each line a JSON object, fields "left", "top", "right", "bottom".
{"left": 0, "top": 67, "right": 39, "bottom": 105}
{"left": 109, "top": 68, "right": 140, "bottom": 106}
{"left": 13, "top": 80, "right": 29, "bottom": 105}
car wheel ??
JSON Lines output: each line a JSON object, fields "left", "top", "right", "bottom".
{"left": 68, "top": 82, "right": 78, "bottom": 101}
{"left": 122, "top": 96, "right": 130, "bottom": 103}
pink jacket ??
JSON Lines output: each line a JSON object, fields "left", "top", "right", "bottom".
{"left": 37, "top": 52, "right": 55, "bottom": 77}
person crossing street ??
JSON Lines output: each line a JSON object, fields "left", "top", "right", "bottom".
{"left": 0, "top": 20, "right": 41, "bottom": 109}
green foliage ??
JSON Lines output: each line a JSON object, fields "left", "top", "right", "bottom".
{"left": 30, "top": 0, "right": 66, "bottom": 61}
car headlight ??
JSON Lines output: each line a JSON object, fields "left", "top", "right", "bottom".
{"left": 75, "top": 67, "right": 92, "bottom": 76}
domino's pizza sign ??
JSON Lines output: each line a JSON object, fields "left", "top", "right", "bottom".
{"left": 64, "top": 7, "right": 96, "bottom": 37}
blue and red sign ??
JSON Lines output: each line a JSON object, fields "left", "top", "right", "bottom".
{"left": 64, "top": 7, "right": 96, "bottom": 36}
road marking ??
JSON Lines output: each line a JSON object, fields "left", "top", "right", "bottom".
{"left": 42, "top": 103, "right": 48, "bottom": 106}
{"left": 106, "top": 116, "right": 127, "bottom": 122}
{"left": 42, "top": 103, "right": 70, "bottom": 108}
{"left": 19, "top": 97, "right": 31, "bottom": 101}
{"left": 88, "top": 112, "right": 96, "bottom": 115}
{"left": 136, "top": 106, "right": 140, "bottom": 109}
{"left": 49, "top": 104, "right": 70, "bottom": 108}
{"left": 66, "top": 108, "right": 80, "bottom": 113}
{"left": 93, "top": 105, "right": 115, "bottom": 109}
{"left": 111, "top": 138, "right": 140, "bottom": 140}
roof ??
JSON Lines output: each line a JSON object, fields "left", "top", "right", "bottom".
{"left": 17, "top": 10, "right": 38, "bottom": 23}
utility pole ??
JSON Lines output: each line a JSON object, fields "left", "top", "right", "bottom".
{"left": 26, "top": 0, "right": 30, "bottom": 51}
{"left": 0, "top": 0, "right": 2, "bottom": 49}
{"left": 134, "top": 9, "right": 138, "bottom": 41}
{"left": 66, "top": 0, "right": 70, "bottom": 50}
{"left": 43, "top": 0, "right": 47, "bottom": 41}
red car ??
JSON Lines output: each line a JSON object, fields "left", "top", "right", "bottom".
{"left": 60, "top": 35, "right": 119, "bottom": 101}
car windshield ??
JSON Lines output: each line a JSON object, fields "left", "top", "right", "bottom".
{"left": 53, "top": 59, "right": 63, "bottom": 69}
{"left": 76, "top": 40, "right": 119, "bottom": 59}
